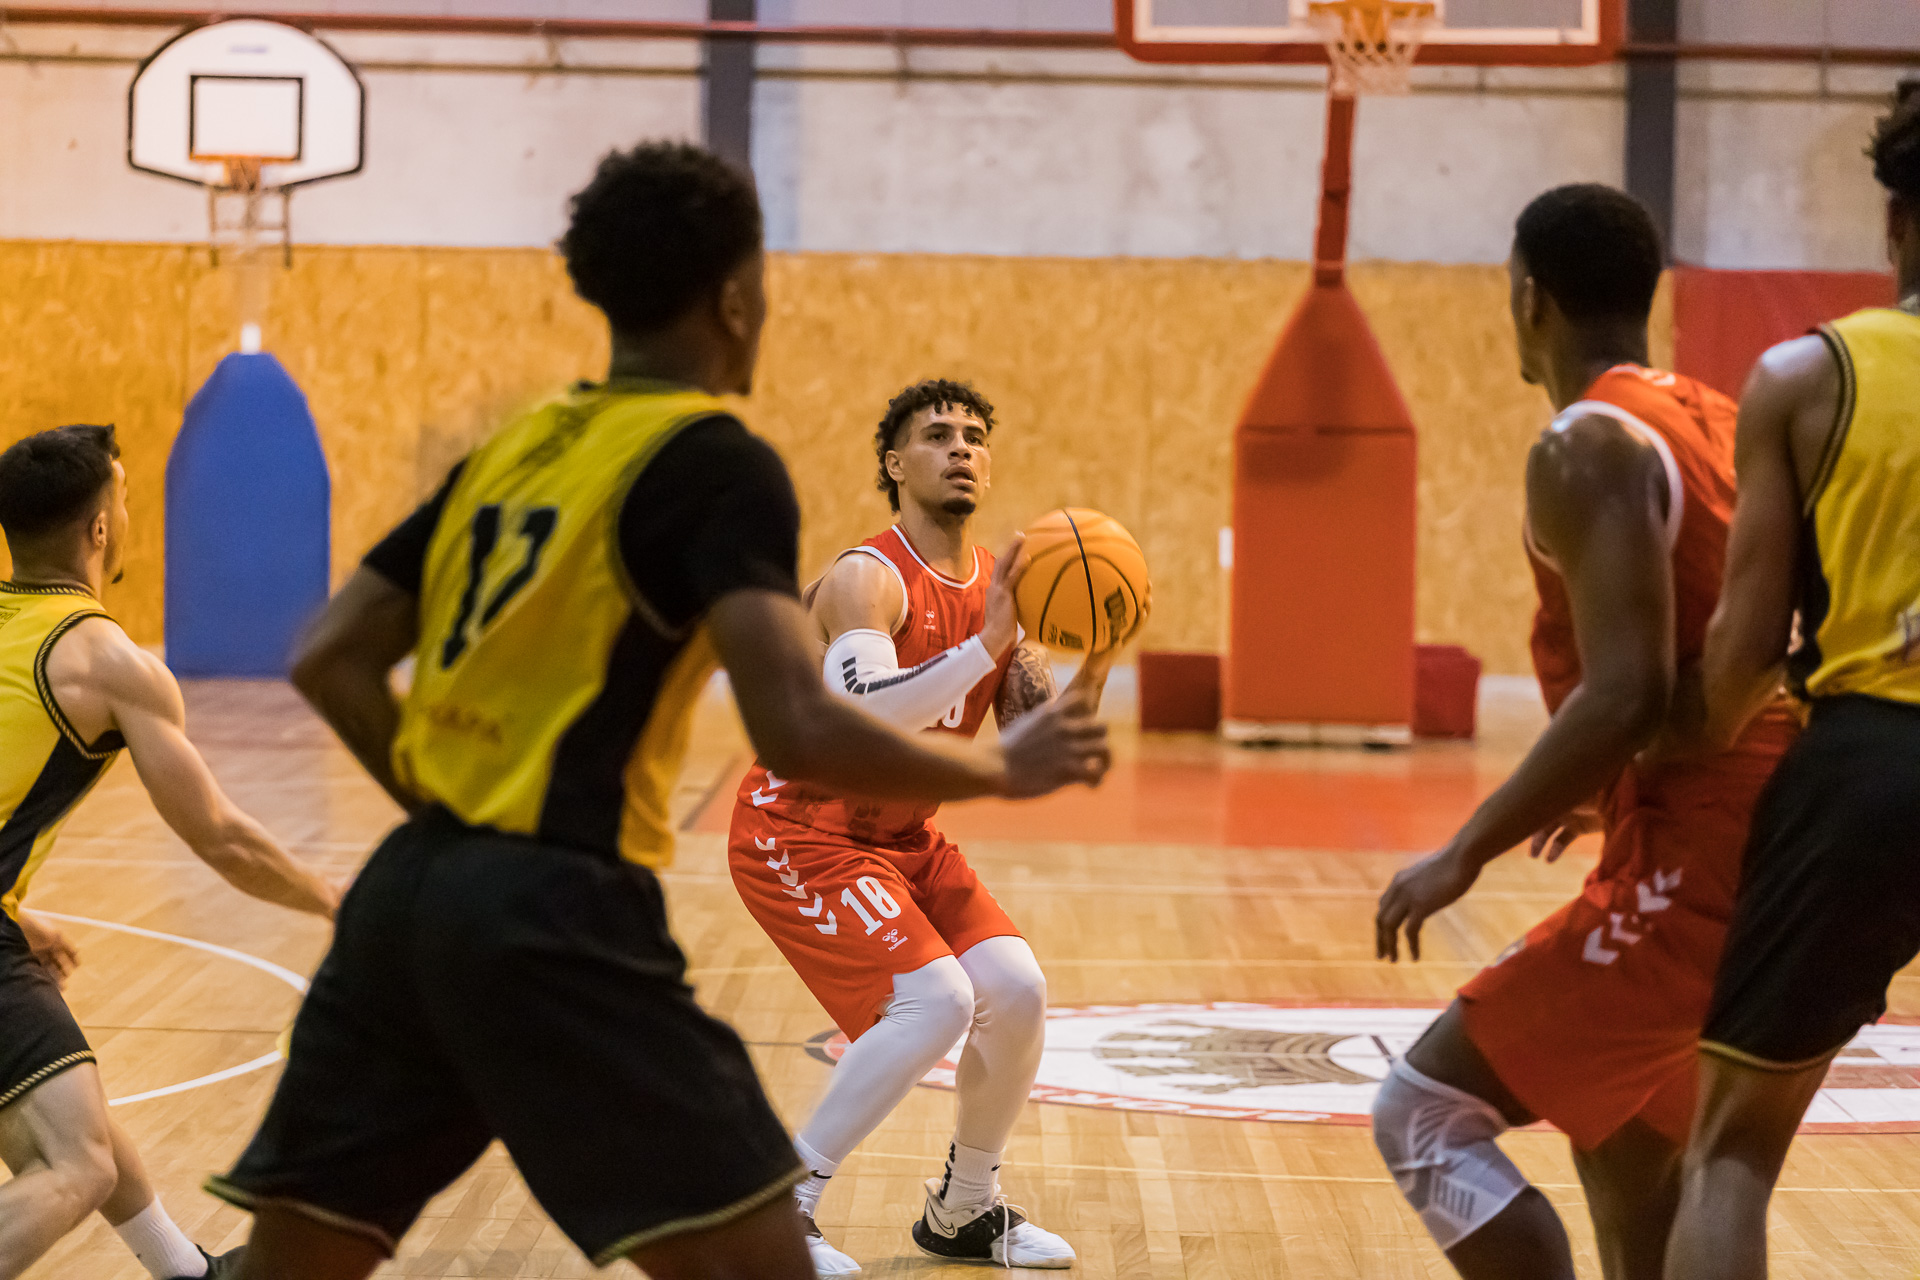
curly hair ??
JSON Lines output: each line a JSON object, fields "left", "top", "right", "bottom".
{"left": 0, "top": 424, "right": 119, "bottom": 543}
{"left": 1871, "top": 91, "right": 1920, "bottom": 204}
{"left": 557, "top": 141, "right": 762, "bottom": 335}
{"left": 1513, "top": 183, "right": 1664, "bottom": 325}
{"left": 873, "top": 379, "right": 996, "bottom": 513}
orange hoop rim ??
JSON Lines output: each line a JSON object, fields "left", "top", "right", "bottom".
{"left": 189, "top": 155, "right": 291, "bottom": 193}
{"left": 1305, "top": 0, "right": 1438, "bottom": 94}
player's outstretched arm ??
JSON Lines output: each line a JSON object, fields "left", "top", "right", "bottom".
{"left": 56, "top": 620, "right": 339, "bottom": 919}
{"left": 1699, "top": 335, "right": 1836, "bottom": 748}
{"left": 712, "top": 586, "right": 1109, "bottom": 802}
{"left": 1376, "top": 416, "right": 1674, "bottom": 961}
{"left": 289, "top": 567, "right": 424, "bottom": 814}
{"left": 812, "top": 540, "right": 1022, "bottom": 732}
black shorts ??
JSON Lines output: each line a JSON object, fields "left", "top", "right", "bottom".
{"left": 0, "top": 915, "right": 95, "bottom": 1111}
{"left": 1702, "top": 695, "right": 1920, "bottom": 1069}
{"left": 209, "top": 809, "right": 800, "bottom": 1265}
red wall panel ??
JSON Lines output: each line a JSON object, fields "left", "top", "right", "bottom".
{"left": 1673, "top": 267, "right": 1894, "bottom": 399}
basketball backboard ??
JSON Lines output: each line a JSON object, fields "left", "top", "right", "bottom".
{"left": 129, "top": 19, "right": 363, "bottom": 190}
{"left": 1115, "top": 0, "right": 1623, "bottom": 66}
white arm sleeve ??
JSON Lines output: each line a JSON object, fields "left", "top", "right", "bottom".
{"left": 825, "top": 628, "right": 999, "bottom": 731}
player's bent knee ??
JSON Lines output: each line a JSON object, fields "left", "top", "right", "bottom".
{"left": 960, "top": 936, "right": 1048, "bottom": 1030}
{"left": 974, "top": 964, "right": 1046, "bottom": 1031}
{"left": 1371, "top": 1058, "right": 1531, "bottom": 1250}
{"left": 889, "top": 957, "right": 975, "bottom": 1046}
{"left": 47, "top": 1139, "right": 116, "bottom": 1225}
{"left": 998, "top": 967, "right": 1047, "bottom": 1029}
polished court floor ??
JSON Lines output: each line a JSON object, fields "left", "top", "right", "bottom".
{"left": 14, "top": 675, "right": 1920, "bottom": 1279}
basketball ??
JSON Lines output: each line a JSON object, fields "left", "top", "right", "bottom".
{"left": 1014, "top": 508, "right": 1151, "bottom": 655}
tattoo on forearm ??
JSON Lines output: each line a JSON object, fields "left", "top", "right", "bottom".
{"left": 996, "top": 644, "right": 1057, "bottom": 726}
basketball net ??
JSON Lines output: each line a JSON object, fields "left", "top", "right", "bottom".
{"left": 204, "top": 156, "right": 291, "bottom": 353}
{"left": 1306, "top": 0, "right": 1437, "bottom": 96}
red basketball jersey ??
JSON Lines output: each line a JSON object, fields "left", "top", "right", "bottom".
{"left": 736, "top": 525, "right": 1015, "bottom": 844}
{"left": 1527, "top": 364, "right": 1739, "bottom": 714}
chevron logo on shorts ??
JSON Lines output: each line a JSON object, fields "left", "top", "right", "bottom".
{"left": 1584, "top": 869, "right": 1682, "bottom": 965}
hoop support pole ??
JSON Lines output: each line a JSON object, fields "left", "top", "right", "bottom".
{"left": 1312, "top": 90, "right": 1357, "bottom": 285}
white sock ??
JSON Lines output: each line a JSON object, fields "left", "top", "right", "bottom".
{"left": 793, "top": 1135, "right": 839, "bottom": 1218}
{"left": 114, "top": 1199, "right": 206, "bottom": 1279}
{"left": 942, "top": 1141, "right": 1002, "bottom": 1209}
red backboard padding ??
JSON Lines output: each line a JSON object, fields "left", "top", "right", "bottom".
{"left": 1673, "top": 267, "right": 1894, "bottom": 399}
{"left": 1227, "top": 280, "right": 1417, "bottom": 731}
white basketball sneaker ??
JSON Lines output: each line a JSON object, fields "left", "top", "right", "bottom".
{"left": 910, "top": 1177, "right": 1076, "bottom": 1268}
{"left": 802, "top": 1215, "right": 861, "bottom": 1276}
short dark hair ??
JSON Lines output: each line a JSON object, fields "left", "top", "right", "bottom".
{"left": 1871, "top": 92, "right": 1920, "bottom": 204}
{"left": 874, "top": 379, "right": 996, "bottom": 513}
{"left": 1513, "top": 184, "right": 1664, "bottom": 325}
{"left": 0, "top": 424, "right": 120, "bottom": 543}
{"left": 558, "top": 141, "right": 763, "bottom": 335}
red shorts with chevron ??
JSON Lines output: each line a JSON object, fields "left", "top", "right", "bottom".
{"left": 1457, "top": 708, "right": 1797, "bottom": 1151}
{"left": 728, "top": 802, "right": 1020, "bottom": 1040}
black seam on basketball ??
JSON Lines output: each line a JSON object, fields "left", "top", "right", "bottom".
{"left": 1034, "top": 558, "right": 1073, "bottom": 647}
{"left": 1079, "top": 552, "right": 1144, "bottom": 642}
{"left": 1062, "top": 511, "right": 1102, "bottom": 652}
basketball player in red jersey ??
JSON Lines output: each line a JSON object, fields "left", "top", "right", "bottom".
{"left": 1370, "top": 185, "right": 1796, "bottom": 1280}
{"left": 731, "top": 380, "right": 1095, "bottom": 1273}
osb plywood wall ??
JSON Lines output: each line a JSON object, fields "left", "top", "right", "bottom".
{"left": 0, "top": 241, "right": 1674, "bottom": 673}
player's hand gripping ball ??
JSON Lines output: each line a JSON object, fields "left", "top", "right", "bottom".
{"left": 1014, "top": 508, "right": 1150, "bottom": 655}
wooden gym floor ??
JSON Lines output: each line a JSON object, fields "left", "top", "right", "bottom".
{"left": 13, "top": 675, "right": 1920, "bottom": 1279}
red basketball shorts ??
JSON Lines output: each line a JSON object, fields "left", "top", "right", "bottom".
{"left": 1458, "top": 711, "right": 1797, "bottom": 1151}
{"left": 729, "top": 804, "right": 1020, "bottom": 1040}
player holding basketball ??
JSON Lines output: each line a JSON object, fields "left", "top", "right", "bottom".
{"left": 1661, "top": 96, "right": 1920, "bottom": 1280}
{"left": 1371, "top": 185, "right": 1797, "bottom": 1280}
{"left": 210, "top": 148, "right": 1110, "bottom": 1280}
{"left": 0, "top": 424, "right": 339, "bottom": 1280}
{"left": 730, "top": 379, "right": 1091, "bottom": 1274}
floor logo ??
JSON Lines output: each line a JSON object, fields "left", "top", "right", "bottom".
{"left": 807, "top": 1001, "right": 1920, "bottom": 1134}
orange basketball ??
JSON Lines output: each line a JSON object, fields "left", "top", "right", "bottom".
{"left": 1014, "top": 508, "right": 1151, "bottom": 655}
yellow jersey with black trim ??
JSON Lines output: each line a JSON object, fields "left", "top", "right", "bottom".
{"left": 392, "top": 385, "right": 737, "bottom": 869}
{"left": 0, "top": 585, "right": 125, "bottom": 923}
{"left": 1790, "top": 307, "right": 1920, "bottom": 707}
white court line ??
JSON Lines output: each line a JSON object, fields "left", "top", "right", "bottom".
{"left": 108, "top": 1053, "right": 285, "bottom": 1106}
{"left": 845, "top": 1150, "right": 1920, "bottom": 1196}
{"left": 34, "top": 911, "right": 307, "bottom": 1107}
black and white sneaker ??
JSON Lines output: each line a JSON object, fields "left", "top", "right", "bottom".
{"left": 802, "top": 1213, "right": 861, "bottom": 1276}
{"left": 910, "top": 1177, "right": 1075, "bottom": 1268}
{"left": 171, "top": 1246, "right": 244, "bottom": 1280}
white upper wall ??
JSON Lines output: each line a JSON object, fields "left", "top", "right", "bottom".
{"left": 0, "top": 19, "right": 1908, "bottom": 267}
{"left": 753, "top": 48, "right": 1625, "bottom": 262}
{"left": 1680, "top": 0, "right": 1920, "bottom": 49}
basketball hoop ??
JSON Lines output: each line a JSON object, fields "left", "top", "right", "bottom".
{"left": 202, "top": 155, "right": 292, "bottom": 269}
{"left": 1306, "top": 0, "right": 1437, "bottom": 95}
{"left": 129, "top": 18, "right": 366, "bottom": 347}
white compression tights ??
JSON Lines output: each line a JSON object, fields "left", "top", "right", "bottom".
{"left": 795, "top": 935, "right": 1048, "bottom": 1171}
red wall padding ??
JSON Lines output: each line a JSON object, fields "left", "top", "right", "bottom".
{"left": 1673, "top": 267, "right": 1894, "bottom": 399}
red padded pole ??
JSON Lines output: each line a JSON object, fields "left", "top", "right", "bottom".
{"left": 1313, "top": 92, "right": 1357, "bottom": 286}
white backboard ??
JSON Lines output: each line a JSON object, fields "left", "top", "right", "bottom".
{"left": 1117, "top": 0, "right": 1622, "bottom": 65}
{"left": 130, "top": 19, "right": 363, "bottom": 188}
